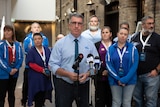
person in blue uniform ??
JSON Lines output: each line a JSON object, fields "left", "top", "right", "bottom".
{"left": 26, "top": 33, "right": 52, "bottom": 107}
{"left": 106, "top": 28, "right": 139, "bottom": 107}
{"left": 0, "top": 25, "right": 23, "bottom": 107}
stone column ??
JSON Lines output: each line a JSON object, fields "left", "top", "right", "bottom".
{"left": 119, "top": 0, "right": 137, "bottom": 34}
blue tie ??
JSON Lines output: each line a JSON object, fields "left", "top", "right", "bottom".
{"left": 74, "top": 39, "right": 79, "bottom": 59}
{"left": 74, "top": 39, "right": 79, "bottom": 73}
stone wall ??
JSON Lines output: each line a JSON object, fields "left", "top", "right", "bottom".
{"left": 56, "top": 0, "right": 160, "bottom": 35}
{"left": 119, "top": 0, "right": 137, "bottom": 34}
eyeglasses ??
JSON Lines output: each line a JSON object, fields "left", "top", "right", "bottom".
{"left": 70, "top": 22, "right": 83, "bottom": 26}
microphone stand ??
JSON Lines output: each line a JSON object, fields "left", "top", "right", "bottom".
{"left": 94, "top": 66, "right": 98, "bottom": 107}
{"left": 93, "top": 57, "right": 100, "bottom": 107}
{"left": 89, "top": 62, "right": 94, "bottom": 107}
{"left": 75, "top": 62, "right": 80, "bottom": 106}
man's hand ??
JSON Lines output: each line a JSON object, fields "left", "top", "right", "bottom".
{"left": 78, "top": 72, "right": 90, "bottom": 83}
{"left": 68, "top": 72, "right": 79, "bottom": 81}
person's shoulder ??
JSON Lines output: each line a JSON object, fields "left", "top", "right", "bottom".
{"left": 24, "top": 33, "right": 32, "bottom": 41}
{"left": 113, "top": 37, "right": 118, "bottom": 42}
{"left": 25, "top": 32, "right": 32, "bottom": 37}
{"left": 81, "top": 29, "right": 90, "bottom": 35}
{"left": 109, "top": 42, "right": 117, "bottom": 50}
{"left": 127, "top": 41, "right": 134, "bottom": 47}
{"left": 40, "top": 32, "right": 48, "bottom": 39}
{"left": 44, "top": 46, "right": 50, "bottom": 51}
{"left": 95, "top": 41, "right": 101, "bottom": 45}
{"left": 14, "top": 41, "right": 22, "bottom": 45}
{"left": 0, "top": 40, "right": 5, "bottom": 46}
{"left": 130, "top": 32, "right": 140, "bottom": 41}
{"left": 28, "top": 46, "right": 35, "bottom": 52}
{"left": 97, "top": 29, "right": 101, "bottom": 33}
{"left": 81, "top": 35, "right": 92, "bottom": 43}
{"left": 152, "top": 32, "right": 160, "bottom": 37}
{"left": 152, "top": 32, "right": 160, "bottom": 43}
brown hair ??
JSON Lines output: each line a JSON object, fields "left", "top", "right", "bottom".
{"left": 3, "top": 25, "right": 16, "bottom": 41}
{"left": 101, "top": 26, "right": 112, "bottom": 40}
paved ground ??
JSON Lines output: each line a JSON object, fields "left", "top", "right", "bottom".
{"left": 4, "top": 61, "right": 160, "bottom": 107}
{"left": 4, "top": 61, "right": 95, "bottom": 107}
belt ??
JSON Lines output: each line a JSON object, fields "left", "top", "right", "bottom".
{"left": 56, "top": 78, "right": 89, "bottom": 87}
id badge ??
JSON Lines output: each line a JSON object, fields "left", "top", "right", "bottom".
{"left": 118, "top": 67, "right": 124, "bottom": 77}
{"left": 10, "top": 62, "right": 15, "bottom": 68}
{"left": 140, "top": 52, "right": 146, "bottom": 61}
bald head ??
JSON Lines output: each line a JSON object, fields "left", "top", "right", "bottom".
{"left": 56, "top": 34, "right": 64, "bottom": 41}
{"left": 31, "top": 22, "right": 42, "bottom": 33}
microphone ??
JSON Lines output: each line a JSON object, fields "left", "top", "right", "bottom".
{"left": 72, "top": 53, "right": 83, "bottom": 70}
{"left": 94, "top": 56, "right": 100, "bottom": 74}
{"left": 87, "top": 54, "right": 95, "bottom": 76}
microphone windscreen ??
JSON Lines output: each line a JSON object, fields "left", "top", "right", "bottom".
{"left": 87, "top": 53, "right": 94, "bottom": 58}
{"left": 79, "top": 53, "right": 83, "bottom": 59}
{"left": 94, "top": 56, "right": 100, "bottom": 63}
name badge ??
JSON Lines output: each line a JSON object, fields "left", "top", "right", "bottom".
{"left": 118, "top": 67, "right": 124, "bottom": 77}
{"left": 140, "top": 52, "right": 146, "bottom": 61}
{"left": 10, "top": 62, "right": 15, "bottom": 68}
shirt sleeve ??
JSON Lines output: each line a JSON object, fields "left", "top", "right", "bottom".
{"left": 29, "top": 62, "right": 44, "bottom": 73}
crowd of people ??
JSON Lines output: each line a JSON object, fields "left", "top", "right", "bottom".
{"left": 0, "top": 13, "right": 160, "bottom": 107}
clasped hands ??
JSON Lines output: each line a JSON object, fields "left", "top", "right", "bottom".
{"left": 68, "top": 72, "right": 90, "bottom": 83}
{"left": 43, "top": 68, "right": 51, "bottom": 77}
{"left": 118, "top": 80, "right": 125, "bottom": 87}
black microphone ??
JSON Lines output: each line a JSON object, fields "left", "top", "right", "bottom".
{"left": 94, "top": 56, "right": 100, "bottom": 74}
{"left": 72, "top": 53, "right": 83, "bottom": 70}
{"left": 87, "top": 54, "right": 94, "bottom": 76}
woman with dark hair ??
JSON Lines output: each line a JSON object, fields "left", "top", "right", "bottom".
{"left": 26, "top": 33, "right": 52, "bottom": 107}
{"left": 0, "top": 25, "right": 23, "bottom": 107}
{"left": 106, "top": 28, "right": 139, "bottom": 107}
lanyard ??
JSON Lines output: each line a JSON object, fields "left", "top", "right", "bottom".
{"left": 117, "top": 47, "right": 126, "bottom": 64}
{"left": 101, "top": 41, "right": 112, "bottom": 50}
{"left": 140, "top": 31, "right": 151, "bottom": 51}
{"left": 36, "top": 47, "right": 46, "bottom": 67}
{"left": 6, "top": 40, "right": 15, "bottom": 62}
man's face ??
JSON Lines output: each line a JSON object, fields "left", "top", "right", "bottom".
{"left": 31, "top": 23, "right": 41, "bottom": 33}
{"left": 68, "top": 16, "right": 83, "bottom": 38}
{"left": 142, "top": 18, "right": 154, "bottom": 33}
{"left": 88, "top": 17, "right": 99, "bottom": 31}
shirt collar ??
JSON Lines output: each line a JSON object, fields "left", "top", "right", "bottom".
{"left": 114, "top": 41, "right": 129, "bottom": 48}
{"left": 69, "top": 33, "right": 81, "bottom": 42}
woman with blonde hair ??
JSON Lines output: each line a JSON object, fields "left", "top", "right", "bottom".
{"left": 95, "top": 26, "right": 113, "bottom": 107}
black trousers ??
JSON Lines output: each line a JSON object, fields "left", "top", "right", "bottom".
{"left": 34, "top": 91, "right": 45, "bottom": 107}
{"left": 21, "top": 68, "right": 29, "bottom": 104}
{"left": 55, "top": 78, "right": 89, "bottom": 107}
{"left": 0, "top": 76, "right": 18, "bottom": 107}
{"left": 95, "top": 79, "right": 112, "bottom": 107}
